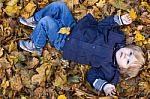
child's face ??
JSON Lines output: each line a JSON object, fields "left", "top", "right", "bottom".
{"left": 116, "top": 48, "right": 137, "bottom": 68}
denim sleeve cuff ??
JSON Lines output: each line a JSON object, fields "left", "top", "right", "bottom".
{"left": 93, "top": 79, "right": 108, "bottom": 91}
{"left": 114, "top": 15, "right": 123, "bottom": 25}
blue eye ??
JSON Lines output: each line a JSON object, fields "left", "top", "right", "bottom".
{"left": 127, "top": 60, "right": 130, "bottom": 64}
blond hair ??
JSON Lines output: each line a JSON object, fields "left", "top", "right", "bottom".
{"left": 119, "top": 45, "right": 145, "bottom": 78}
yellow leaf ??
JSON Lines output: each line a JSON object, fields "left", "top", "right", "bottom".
{"left": 1, "top": 77, "right": 9, "bottom": 89}
{"left": 57, "top": 95, "right": 67, "bottom": 99}
{"left": 0, "top": 47, "right": 4, "bottom": 57}
{"left": 21, "top": 1, "right": 36, "bottom": 18}
{"left": 129, "top": 9, "right": 137, "bottom": 20}
{"left": 8, "top": 41, "right": 18, "bottom": 53}
{"left": 52, "top": 67, "right": 67, "bottom": 87}
{"left": 24, "top": 1, "right": 36, "bottom": 12}
{"left": 88, "top": 0, "right": 99, "bottom": 5}
{"left": 133, "top": 31, "right": 145, "bottom": 42}
{"left": 141, "top": 2, "right": 150, "bottom": 12}
{"left": 58, "top": 27, "right": 71, "bottom": 35}
{"left": 7, "top": 55, "right": 18, "bottom": 65}
{"left": 96, "top": 0, "right": 106, "bottom": 8}
{"left": 7, "top": 0, "right": 18, "bottom": 6}
{"left": 31, "top": 63, "right": 52, "bottom": 84}
{"left": 4, "top": 4, "right": 21, "bottom": 16}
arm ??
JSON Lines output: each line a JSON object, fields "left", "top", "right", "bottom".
{"left": 98, "top": 14, "right": 132, "bottom": 28}
{"left": 86, "top": 67, "right": 108, "bottom": 91}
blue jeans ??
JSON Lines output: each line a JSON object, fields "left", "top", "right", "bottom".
{"left": 31, "top": 1, "right": 76, "bottom": 50}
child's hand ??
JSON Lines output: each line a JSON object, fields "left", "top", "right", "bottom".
{"left": 103, "top": 84, "right": 116, "bottom": 96}
{"left": 121, "top": 14, "right": 132, "bottom": 25}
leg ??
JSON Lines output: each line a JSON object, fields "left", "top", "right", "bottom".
{"left": 34, "top": 1, "right": 76, "bottom": 28}
{"left": 31, "top": 16, "right": 66, "bottom": 50}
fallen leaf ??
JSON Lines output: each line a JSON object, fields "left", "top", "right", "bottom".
{"left": 88, "top": 0, "right": 98, "bottom": 5}
{"left": 133, "top": 30, "right": 145, "bottom": 42}
{"left": 8, "top": 41, "right": 18, "bottom": 53}
{"left": 141, "top": 2, "right": 150, "bottom": 12}
{"left": 68, "top": 75, "right": 80, "bottom": 83}
{"left": 109, "top": 0, "right": 129, "bottom": 10}
{"left": 52, "top": 67, "right": 67, "bottom": 87}
{"left": 6, "top": 0, "right": 18, "bottom": 6}
{"left": 0, "top": 57, "right": 12, "bottom": 69}
{"left": 139, "top": 82, "right": 150, "bottom": 94}
{"left": 96, "top": 0, "right": 106, "bottom": 8}
{"left": 4, "top": 4, "right": 21, "bottom": 16}
{"left": 57, "top": 95, "right": 67, "bottom": 99}
{"left": 33, "top": 87, "right": 44, "bottom": 98}
{"left": 129, "top": 8, "right": 137, "bottom": 20}
{"left": 58, "top": 27, "right": 71, "bottom": 35}
{"left": 10, "top": 74, "right": 23, "bottom": 91}
{"left": 26, "top": 57, "right": 39, "bottom": 69}
{"left": 7, "top": 55, "right": 18, "bottom": 66}
{"left": 31, "top": 63, "right": 52, "bottom": 84}
{"left": 0, "top": 47, "right": 4, "bottom": 57}
{"left": 20, "top": 69, "right": 33, "bottom": 89}
{"left": 21, "top": 1, "right": 36, "bottom": 18}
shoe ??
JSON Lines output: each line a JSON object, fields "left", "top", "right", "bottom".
{"left": 19, "top": 40, "right": 42, "bottom": 56}
{"left": 18, "top": 17, "right": 36, "bottom": 28}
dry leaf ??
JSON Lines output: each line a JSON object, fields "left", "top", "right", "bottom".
{"left": 141, "top": 2, "right": 150, "bottom": 12}
{"left": 21, "top": 1, "right": 36, "bottom": 18}
{"left": 4, "top": 4, "right": 21, "bottom": 16}
{"left": 139, "top": 82, "right": 150, "bottom": 94}
{"left": 6, "top": 0, "right": 18, "bottom": 6}
{"left": 8, "top": 41, "right": 18, "bottom": 53}
{"left": 109, "top": 0, "right": 129, "bottom": 10}
{"left": 0, "top": 57, "right": 12, "bottom": 69}
{"left": 88, "top": 0, "right": 98, "bottom": 5}
{"left": 58, "top": 27, "right": 71, "bottom": 35}
{"left": 10, "top": 74, "right": 23, "bottom": 91}
{"left": 57, "top": 95, "right": 67, "bottom": 99}
{"left": 52, "top": 67, "right": 67, "bottom": 87}
{"left": 133, "top": 31, "right": 145, "bottom": 42}
{"left": 31, "top": 63, "right": 52, "bottom": 84}
{"left": 129, "top": 8, "right": 137, "bottom": 20}
{"left": 0, "top": 47, "right": 4, "bottom": 57}
{"left": 26, "top": 57, "right": 39, "bottom": 69}
{"left": 20, "top": 69, "right": 33, "bottom": 89}
{"left": 96, "top": 0, "right": 106, "bottom": 8}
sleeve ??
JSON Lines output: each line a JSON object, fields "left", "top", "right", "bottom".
{"left": 98, "top": 15, "right": 123, "bottom": 28}
{"left": 86, "top": 67, "right": 108, "bottom": 91}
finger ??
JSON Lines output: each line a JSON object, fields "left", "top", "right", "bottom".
{"left": 111, "top": 90, "right": 116, "bottom": 95}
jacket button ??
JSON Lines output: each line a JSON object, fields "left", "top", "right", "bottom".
{"left": 92, "top": 46, "right": 95, "bottom": 49}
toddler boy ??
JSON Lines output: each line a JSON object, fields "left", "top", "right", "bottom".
{"left": 18, "top": 1, "right": 145, "bottom": 96}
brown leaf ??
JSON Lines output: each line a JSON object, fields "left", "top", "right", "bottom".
{"left": 31, "top": 63, "right": 52, "bottom": 84}
{"left": 33, "top": 87, "right": 44, "bottom": 99}
{"left": 26, "top": 57, "right": 39, "bottom": 69}
{"left": 10, "top": 74, "right": 23, "bottom": 91}
{"left": 0, "top": 47, "right": 4, "bottom": 57}
{"left": 20, "top": 69, "right": 33, "bottom": 89}
{"left": 52, "top": 67, "right": 67, "bottom": 87}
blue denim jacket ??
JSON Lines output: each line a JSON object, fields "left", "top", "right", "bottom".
{"left": 62, "top": 13, "right": 125, "bottom": 91}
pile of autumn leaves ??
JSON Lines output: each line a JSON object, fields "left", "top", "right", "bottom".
{"left": 0, "top": 0, "right": 149, "bottom": 98}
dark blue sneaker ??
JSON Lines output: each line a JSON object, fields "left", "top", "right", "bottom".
{"left": 19, "top": 40, "right": 42, "bottom": 56}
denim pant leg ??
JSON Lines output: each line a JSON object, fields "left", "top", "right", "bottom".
{"left": 31, "top": 16, "right": 65, "bottom": 50}
{"left": 34, "top": 1, "right": 76, "bottom": 28}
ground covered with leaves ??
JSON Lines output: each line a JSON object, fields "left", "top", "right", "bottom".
{"left": 0, "top": 0, "right": 149, "bottom": 99}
